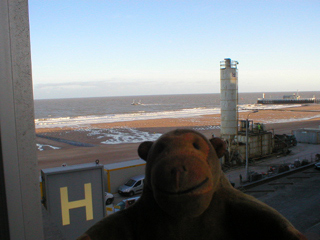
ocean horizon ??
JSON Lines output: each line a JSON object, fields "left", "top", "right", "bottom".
{"left": 34, "top": 91, "right": 320, "bottom": 129}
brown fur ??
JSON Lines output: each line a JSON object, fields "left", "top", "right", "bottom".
{"left": 78, "top": 129, "right": 306, "bottom": 240}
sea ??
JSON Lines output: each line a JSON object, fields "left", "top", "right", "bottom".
{"left": 34, "top": 91, "right": 320, "bottom": 129}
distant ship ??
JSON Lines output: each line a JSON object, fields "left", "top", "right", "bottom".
{"left": 257, "top": 93, "right": 319, "bottom": 104}
{"left": 131, "top": 99, "right": 141, "bottom": 105}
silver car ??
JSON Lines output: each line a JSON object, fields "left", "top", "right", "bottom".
{"left": 118, "top": 175, "right": 145, "bottom": 196}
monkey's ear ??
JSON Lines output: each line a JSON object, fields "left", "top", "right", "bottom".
{"left": 138, "top": 141, "right": 153, "bottom": 161}
{"left": 209, "top": 138, "right": 226, "bottom": 158}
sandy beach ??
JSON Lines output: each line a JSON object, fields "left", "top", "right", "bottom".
{"left": 36, "top": 104, "right": 320, "bottom": 170}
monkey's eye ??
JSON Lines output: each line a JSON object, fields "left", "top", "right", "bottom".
{"left": 193, "top": 142, "right": 200, "bottom": 150}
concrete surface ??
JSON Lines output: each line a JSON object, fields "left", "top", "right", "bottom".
{"left": 248, "top": 168, "right": 320, "bottom": 239}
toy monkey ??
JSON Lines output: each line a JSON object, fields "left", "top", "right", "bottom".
{"left": 78, "top": 129, "right": 306, "bottom": 240}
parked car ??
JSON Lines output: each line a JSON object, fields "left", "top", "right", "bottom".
{"left": 118, "top": 175, "right": 145, "bottom": 196}
{"left": 301, "top": 159, "right": 309, "bottom": 166}
{"left": 314, "top": 162, "right": 320, "bottom": 170}
{"left": 294, "top": 160, "right": 301, "bottom": 168}
{"left": 278, "top": 164, "right": 290, "bottom": 173}
{"left": 269, "top": 166, "right": 277, "bottom": 173}
{"left": 115, "top": 196, "right": 140, "bottom": 212}
{"left": 105, "top": 192, "right": 114, "bottom": 205}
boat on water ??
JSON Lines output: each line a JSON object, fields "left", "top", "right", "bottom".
{"left": 257, "top": 93, "right": 319, "bottom": 104}
{"left": 131, "top": 100, "right": 141, "bottom": 105}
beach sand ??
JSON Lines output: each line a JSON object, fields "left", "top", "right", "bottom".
{"left": 36, "top": 104, "right": 320, "bottom": 170}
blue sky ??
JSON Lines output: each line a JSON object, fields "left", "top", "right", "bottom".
{"left": 29, "top": 0, "right": 320, "bottom": 99}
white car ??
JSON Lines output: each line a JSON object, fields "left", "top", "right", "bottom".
{"left": 105, "top": 192, "right": 114, "bottom": 205}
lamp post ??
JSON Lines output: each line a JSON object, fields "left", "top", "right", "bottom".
{"left": 245, "top": 110, "right": 258, "bottom": 182}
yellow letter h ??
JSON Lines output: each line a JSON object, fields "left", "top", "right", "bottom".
{"left": 60, "top": 183, "right": 93, "bottom": 226}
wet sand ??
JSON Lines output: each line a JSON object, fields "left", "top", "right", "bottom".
{"left": 36, "top": 104, "right": 320, "bottom": 170}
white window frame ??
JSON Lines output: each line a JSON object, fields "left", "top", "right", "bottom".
{"left": 0, "top": 0, "right": 44, "bottom": 239}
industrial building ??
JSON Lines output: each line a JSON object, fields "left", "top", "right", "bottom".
{"left": 293, "top": 128, "right": 320, "bottom": 144}
{"left": 219, "top": 58, "right": 295, "bottom": 166}
{"left": 237, "top": 122, "right": 273, "bottom": 162}
{"left": 222, "top": 120, "right": 275, "bottom": 166}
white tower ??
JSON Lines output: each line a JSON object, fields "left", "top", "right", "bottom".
{"left": 220, "top": 58, "right": 239, "bottom": 144}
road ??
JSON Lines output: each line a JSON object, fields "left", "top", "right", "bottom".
{"left": 246, "top": 167, "right": 320, "bottom": 240}
{"left": 225, "top": 143, "right": 320, "bottom": 188}
{"left": 112, "top": 142, "right": 319, "bottom": 204}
